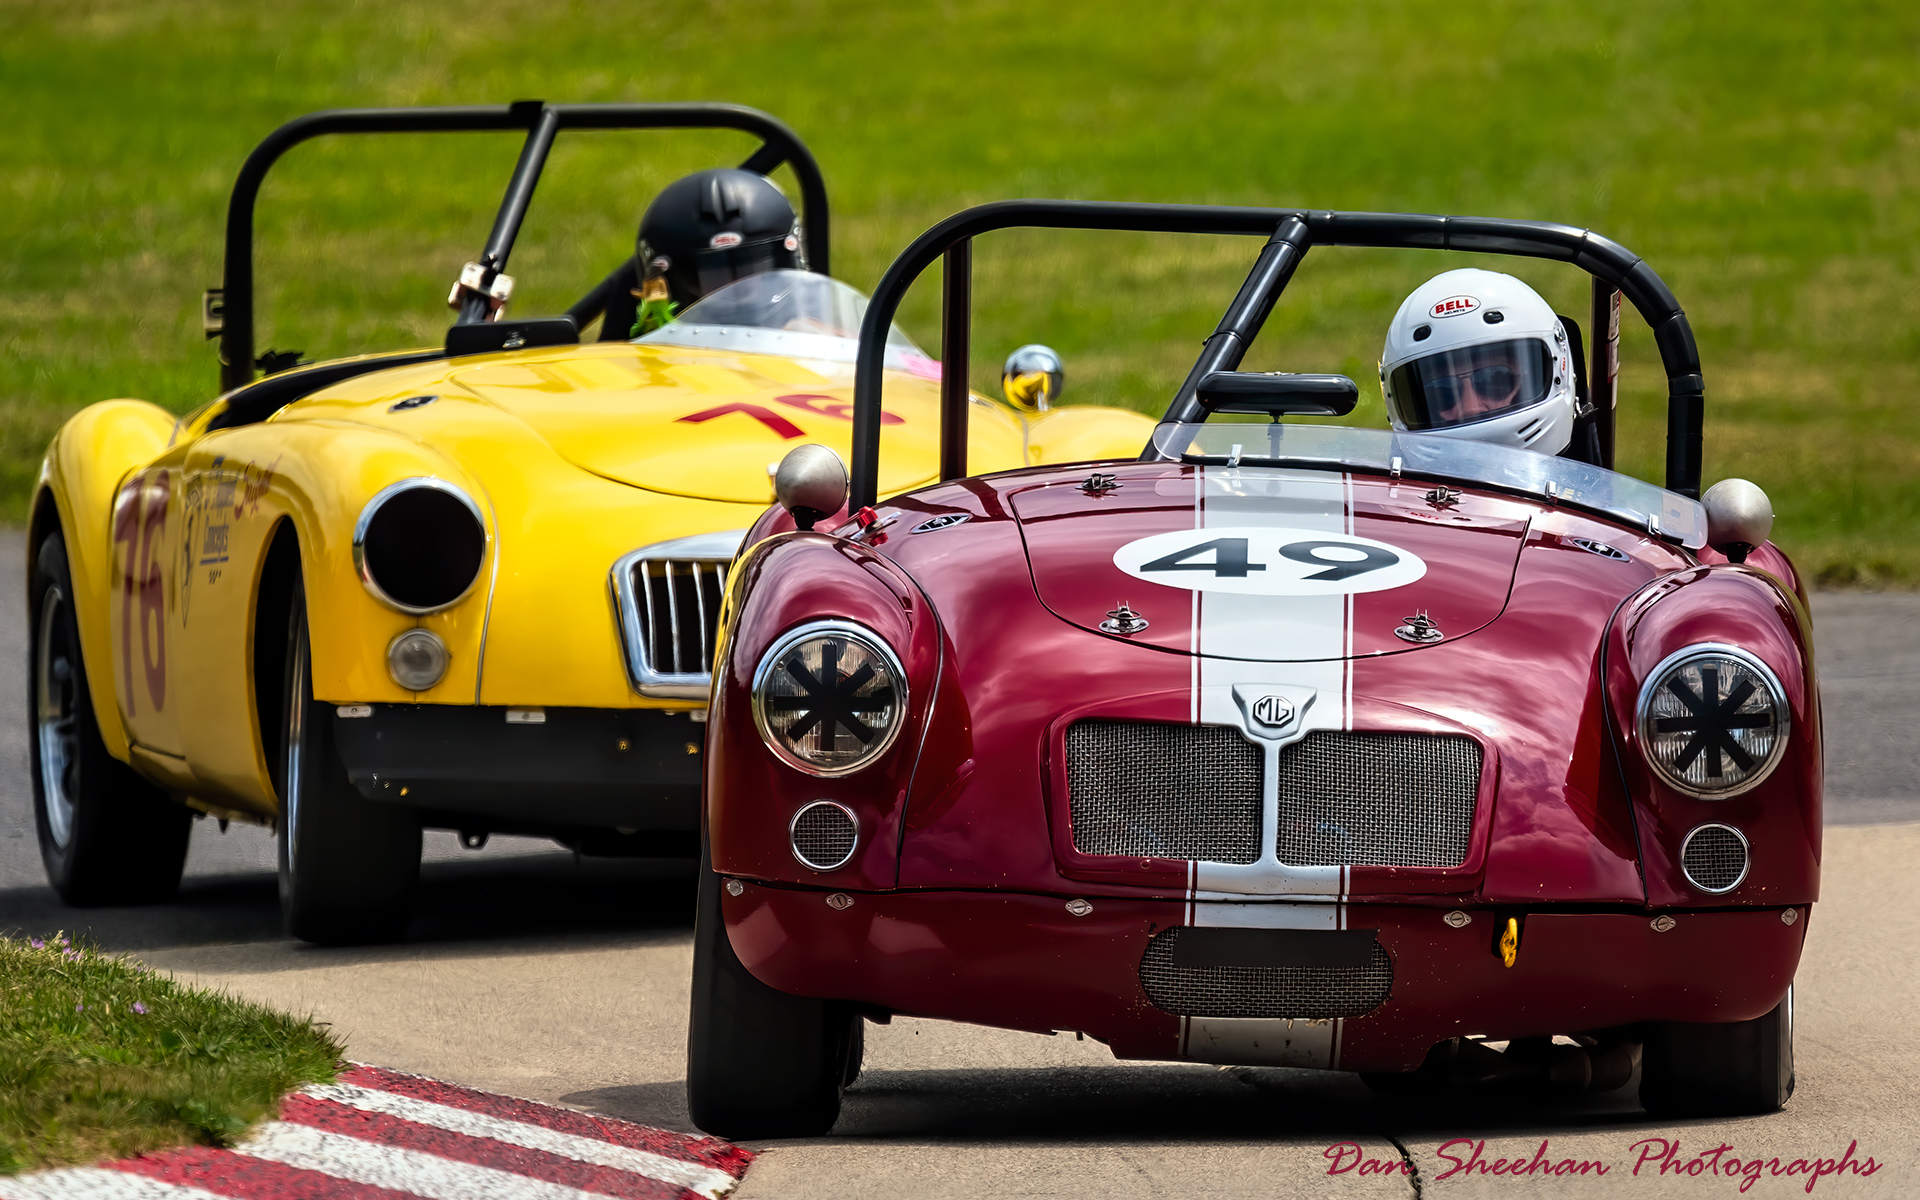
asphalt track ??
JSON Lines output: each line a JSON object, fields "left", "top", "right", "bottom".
{"left": 3, "top": 526, "right": 1916, "bottom": 1197}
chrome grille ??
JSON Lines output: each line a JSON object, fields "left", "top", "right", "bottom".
{"left": 1681, "top": 823, "right": 1749, "bottom": 893}
{"left": 790, "top": 802, "right": 858, "bottom": 871}
{"left": 1139, "top": 927, "right": 1393, "bottom": 1018}
{"left": 1067, "top": 721, "right": 1261, "bottom": 863}
{"left": 1275, "top": 732, "right": 1481, "bottom": 868}
{"left": 634, "top": 558, "right": 726, "bottom": 676}
{"left": 613, "top": 533, "right": 743, "bottom": 697}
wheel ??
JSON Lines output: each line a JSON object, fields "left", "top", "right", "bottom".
{"left": 686, "top": 853, "right": 859, "bottom": 1138}
{"left": 276, "top": 577, "right": 420, "bottom": 944}
{"left": 1641, "top": 988, "right": 1794, "bottom": 1117}
{"left": 30, "top": 530, "right": 190, "bottom": 905}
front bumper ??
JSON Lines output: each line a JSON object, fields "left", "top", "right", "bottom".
{"left": 332, "top": 704, "right": 705, "bottom": 832}
{"left": 722, "top": 886, "right": 1806, "bottom": 1073}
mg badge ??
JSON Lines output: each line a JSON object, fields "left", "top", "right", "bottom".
{"left": 1250, "top": 695, "right": 1295, "bottom": 727}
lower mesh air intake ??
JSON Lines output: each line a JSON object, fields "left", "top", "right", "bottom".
{"left": 1681, "top": 823, "right": 1749, "bottom": 893}
{"left": 790, "top": 802, "right": 858, "bottom": 870}
{"left": 1138, "top": 926, "right": 1394, "bottom": 1019}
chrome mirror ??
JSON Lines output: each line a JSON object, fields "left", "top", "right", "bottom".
{"left": 774, "top": 444, "right": 848, "bottom": 531}
{"left": 1002, "top": 344, "right": 1065, "bottom": 413}
{"left": 1702, "top": 478, "right": 1774, "bottom": 564}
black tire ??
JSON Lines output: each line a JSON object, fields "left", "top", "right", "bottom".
{"left": 1641, "top": 988, "right": 1794, "bottom": 1117}
{"left": 276, "top": 577, "right": 420, "bottom": 945}
{"left": 686, "top": 854, "right": 859, "bottom": 1138}
{"left": 30, "top": 531, "right": 190, "bottom": 905}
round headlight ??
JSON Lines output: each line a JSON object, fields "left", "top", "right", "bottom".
{"left": 354, "top": 478, "right": 488, "bottom": 615}
{"left": 1636, "top": 644, "right": 1789, "bottom": 797}
{"left": 752, "top": 621, "right": 906, "bottom": 776}
{"left": 388, "top": 629, "right": 449, "bottom": 691}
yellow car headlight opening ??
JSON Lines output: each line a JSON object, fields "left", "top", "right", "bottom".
{"left": 388, "top": 628, "right": 450, "bottom": 691}
{"left": 354, "top": 478, "right": 488, "bottom": 614}
{"left": 752, "top": 621, "right": 906, "bottom": 776}
{"left": 1636, "top": 644, "right": 1789, "bottom": 798}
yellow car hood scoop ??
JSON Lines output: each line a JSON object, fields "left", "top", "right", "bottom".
{"left": 450, "top": 345, "right": 945, "bottom": 504}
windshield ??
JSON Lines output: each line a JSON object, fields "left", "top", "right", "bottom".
{"left": 636, "top": 270, "right": 934, "bottom": 375}
{"left": 1153, "top": 421, "right": 1707, "bottom": 547}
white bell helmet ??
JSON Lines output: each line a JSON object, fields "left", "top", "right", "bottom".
{"left": 1379, "top": 267, "right": 1579, "bottom": 455}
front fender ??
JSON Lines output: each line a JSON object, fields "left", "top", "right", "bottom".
{"left": 34, "top": 400, "right": 178, "bottom": 762}
{"left": 192, "top": 419, "right": 496, "bottom": 707}
{"left": 708, "top": 532, "right": 939, "bottom": 890}
{"left": 1603, "top": 565, "right": 1820, "bottom": 908}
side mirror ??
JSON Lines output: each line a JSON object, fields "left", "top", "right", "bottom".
{"left": 1702, "top": 478, "right": 1774, "bottom": 564}
{"left": 774, "top": 444, "right": 848, "bottom": 532}
{"left": 1196, "top": 371, "right": 1358, "bottom": 418}
{"left": 1003, "top": 344, "right": 1065, "bottom": 412}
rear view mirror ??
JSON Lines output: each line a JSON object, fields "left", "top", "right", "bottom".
{"left": 1002, "top": 344, "right": 1065, "bottom": 412}
{"left": 1196, "top": 371, "right": 1358, "bottom": 418}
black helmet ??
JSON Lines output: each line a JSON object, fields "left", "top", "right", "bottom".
{"left": 636, "top": 168, "right": 805, "bottom": 310}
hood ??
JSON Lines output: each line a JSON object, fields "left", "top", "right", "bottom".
{"left": 444, "top": 342, "right": 1008, "bottom": 504}
{"left": 1009, "top": 463, "right": 1535, "bottom": 661}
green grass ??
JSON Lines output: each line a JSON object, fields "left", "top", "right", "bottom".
{"left": 3, "top": 0, "right": 1917, "bottom": 584}
{"left": 0, "top": 933, "right": 340, "bottom": 1175}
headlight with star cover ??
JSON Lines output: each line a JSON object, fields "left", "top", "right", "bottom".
{"left": 752, "top": 621, "right": 907, "bottom": 776}
{"left": 1636, "top": 644, "right": 1789, "bottom": 798}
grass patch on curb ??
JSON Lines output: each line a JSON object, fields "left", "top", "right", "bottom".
{"left": 0, "top": 933, "right": 341, "bottom": 1176}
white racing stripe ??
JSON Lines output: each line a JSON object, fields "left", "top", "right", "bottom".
{"left": 1192, "top": 467, "right": 1354, "bottom": 900}
{"left": 238, "top": 1121, "right": 625, "bottom": 1200}
{"left": 1179, "top": 467, "right": 1357, "bottom": 1070}
{"left": 0, "top": 1169, "right": 231, "bottom": 1200}
{"left": 303, "top": 1081, "right": 734, "bottom": 1196}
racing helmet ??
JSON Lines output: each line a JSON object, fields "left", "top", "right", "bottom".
{"left": 1380, "top": 268, "right": 1579, "bottom": 455}
{"left": 636, "top": 169, "right": 806, "bottom": 312}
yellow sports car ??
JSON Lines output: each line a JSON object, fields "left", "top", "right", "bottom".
{"left": 28, "top": 102, "right": 1154, "bottom": 943}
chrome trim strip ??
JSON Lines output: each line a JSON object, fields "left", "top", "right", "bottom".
{"left": 663, "top": 560, "right": 682, "bottom": 675}
{"left": 693, "top": 562, "right": 711, "bottom": 675}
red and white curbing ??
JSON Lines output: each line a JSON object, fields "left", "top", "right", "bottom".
{"left": 1, "top": 1064, "right": 752, "bottom": 1200}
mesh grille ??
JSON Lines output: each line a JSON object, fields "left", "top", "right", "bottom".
{"left": 1067, "top": 721, "right": 1261, "bottom": 863}
{"left": 1275, "top": 732, "right": 1481, "bottom": 868}
{"left": 630, "top": 558, "right": 728, "bottom": 678}
{"left": 1681, "top": 824, "right": 1749, "bottom": 892}
{"left": 790, "top": 803, "right": 858, "bottom": 870}
{"left": 1139, "top": 927, "right": 1393, "bottom": 1018}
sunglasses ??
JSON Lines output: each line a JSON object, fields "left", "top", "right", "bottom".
{"left": 1427, "top": 364, "right": 1520, "bottom": 411}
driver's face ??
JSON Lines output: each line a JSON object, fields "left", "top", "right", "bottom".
{"left": 1428, "top": 346, "right": 1524, "bottom": 424}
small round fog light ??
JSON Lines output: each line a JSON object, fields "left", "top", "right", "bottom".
{"left": 388, "top": 629, "right": 449, "bottom": 691}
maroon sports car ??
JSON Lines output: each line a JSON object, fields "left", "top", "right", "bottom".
{"left": 686, "top": 202, "right": 1817, "bottom": 1137}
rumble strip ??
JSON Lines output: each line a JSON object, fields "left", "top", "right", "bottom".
{"left": 0, "top": 1064, "right": 752, "bottom": 1200}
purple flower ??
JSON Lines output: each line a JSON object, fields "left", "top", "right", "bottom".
{"left": 75, "top": 1003, "right": 84, "bottom": 1012}
{"left": 132, "top": 1003, "right": 149, "bottom": 1015}
{"left": 30, "top": 938, "right": 44, "bottom": 949}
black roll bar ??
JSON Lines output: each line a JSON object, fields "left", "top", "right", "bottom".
{"left": 849, "top": 201, "right": 1704, "bottom": 508}
{"left": 213, "top": 101, "right": 830, "bottom": 393}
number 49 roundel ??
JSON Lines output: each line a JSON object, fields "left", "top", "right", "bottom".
{"left": 1112, "top": 526, "right": 1427, "bottom": 596}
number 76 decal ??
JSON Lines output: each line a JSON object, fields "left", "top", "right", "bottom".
{"left": 1113, "top": 526, "right": 1426, "bottom": 595}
